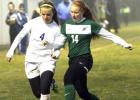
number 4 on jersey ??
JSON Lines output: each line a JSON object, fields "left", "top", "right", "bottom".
{"left": 40, "top": 33, "right": 45, "bottom": 40}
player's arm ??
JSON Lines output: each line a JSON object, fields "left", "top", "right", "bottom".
{"left": 97, "top": 28, "right": 133, "bottom": 50}
{"left": 5, "top": 15, "right": 12, "bottom": 25}
{"left": 51, "top": 32, "right": 66, "bottom": 59}
{"left": 6, "top": 26, "right": 30, "bottom": 62}
{"left": 53, "top": 32, "right": 66, "bottom": 50}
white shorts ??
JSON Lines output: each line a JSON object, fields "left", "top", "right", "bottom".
{"left": 25, "top": 60, "right": 56, "bottom": 79}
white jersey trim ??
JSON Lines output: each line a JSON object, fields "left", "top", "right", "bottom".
{"left": 66, "top": 24, "right": 91, "bottom": 34}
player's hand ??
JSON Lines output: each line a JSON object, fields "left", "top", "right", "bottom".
{"left": 51, "top": 49, "right": 60, "bottom": 59}
{"left": 125, "top": 44, "right": 133, "bottom": 50}
{"left": 51, "top": 53, "right": 57, "bottom": 59}
{"left": 7, "top": 57, "right": 12, "bottom": 62}
{"left": 6, "top": 51, "right": 14, "bottom": 62}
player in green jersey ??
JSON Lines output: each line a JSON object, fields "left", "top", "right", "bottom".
{"left": 61, "top": 1, "right": 133, "bottom": 100}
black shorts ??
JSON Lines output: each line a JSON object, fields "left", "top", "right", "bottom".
{"left": 69, "top": 53, "right": 93, "bottom": 73}
{"left": 64, "top": 53, "right": 93, "bottom": 85}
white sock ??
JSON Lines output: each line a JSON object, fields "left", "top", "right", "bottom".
{"left": 40, "top": 94, "right": 50, "bottom": 100}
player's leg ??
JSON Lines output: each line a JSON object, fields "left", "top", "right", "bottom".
{"left": 73, "top": 54, "right": 99, "bottom": 100}
{"left": 50, "top": 68, "right": 58, "bottom": 93}
{"left": 51, "top": 78, "right": 58, "bottom": 93}
{"left": 39, "top": 60, "right": 55, "bottom": 100}
{"left": 28, "top": 76, "right": 41, "bottom": 98}
{"left": 64, "top": 59, "right": 77, "bottom": 100}
{"left": 40, "top": 71, "right": 53, "bottom": 100}
{"left": 25, "top": 62, "right": 41, "bottom": 98}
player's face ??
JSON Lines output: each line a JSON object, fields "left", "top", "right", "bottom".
{"left": 40, "top": 7, "right": 54, "bottom": 24}
{"left": 70, "top": 5, "right": 84, "bottom": 22}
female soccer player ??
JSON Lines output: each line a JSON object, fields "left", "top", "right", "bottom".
{"left": 61, "top": 1, "right": 133, "bottom": 100}
{"left": 6, "top": 1, "right": 65, "bottom": 100}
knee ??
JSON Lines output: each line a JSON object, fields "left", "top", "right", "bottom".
{"left": 41, "top": 71, "right": 53, "bottom": 94}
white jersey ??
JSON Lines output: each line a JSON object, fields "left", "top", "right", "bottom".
{"left": 7, "top": 16, "right": 65, "bottom": 62}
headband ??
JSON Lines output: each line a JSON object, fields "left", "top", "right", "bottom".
{"left": 40, "top": 4, "right": 53, "bottom": 8}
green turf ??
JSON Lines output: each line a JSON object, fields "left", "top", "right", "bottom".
{"left": 0, "top": 22, "right": 140, "bottom": 100}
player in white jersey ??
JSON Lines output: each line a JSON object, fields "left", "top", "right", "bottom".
{"left": 6, "top": 1, "right": 65, "bottom": 100}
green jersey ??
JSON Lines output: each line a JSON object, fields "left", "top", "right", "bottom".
{"left": 61, "top": 18, "right": 101, "bottom": 58}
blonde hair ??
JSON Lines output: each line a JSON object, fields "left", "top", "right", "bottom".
{"left": 40, "top": 4, "right": 53, "bottom": 8}
{"left": 39, "top": 0, "right": 59, "bottom": 24}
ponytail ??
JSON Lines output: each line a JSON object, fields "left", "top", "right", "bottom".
{"left": 83, "top": 6, "right": 93, "bottom": 20}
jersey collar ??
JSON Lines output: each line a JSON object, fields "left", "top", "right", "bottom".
{"left": 74, "top": 17, "right": 86, "bottom": 23}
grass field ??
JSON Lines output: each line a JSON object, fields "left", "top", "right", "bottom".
{"left": 0, "top": 22, "right": 140, "bottom": 100}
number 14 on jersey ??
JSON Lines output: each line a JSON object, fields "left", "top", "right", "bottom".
{"left": 71, "top": 35, "right": 79, "bottom": 43}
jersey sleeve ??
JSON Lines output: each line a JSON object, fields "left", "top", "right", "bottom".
{"left": 53, "top": 26, "right": 66, "bottom": 49}
{"left": 6, "top": 22, "right": 31, "bottom": 58}
{"left": 61, "top": 23, "right": 67, "bottom": 36}
{"left": 91, "top": 21, "right": 102, "bottom": 35}
{"left": 98, "top": 28, "right": 130, "bottom": 48}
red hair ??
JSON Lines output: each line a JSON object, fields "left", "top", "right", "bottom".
{"left": 72, "top": 0, "right": 93, "bottom": 20}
